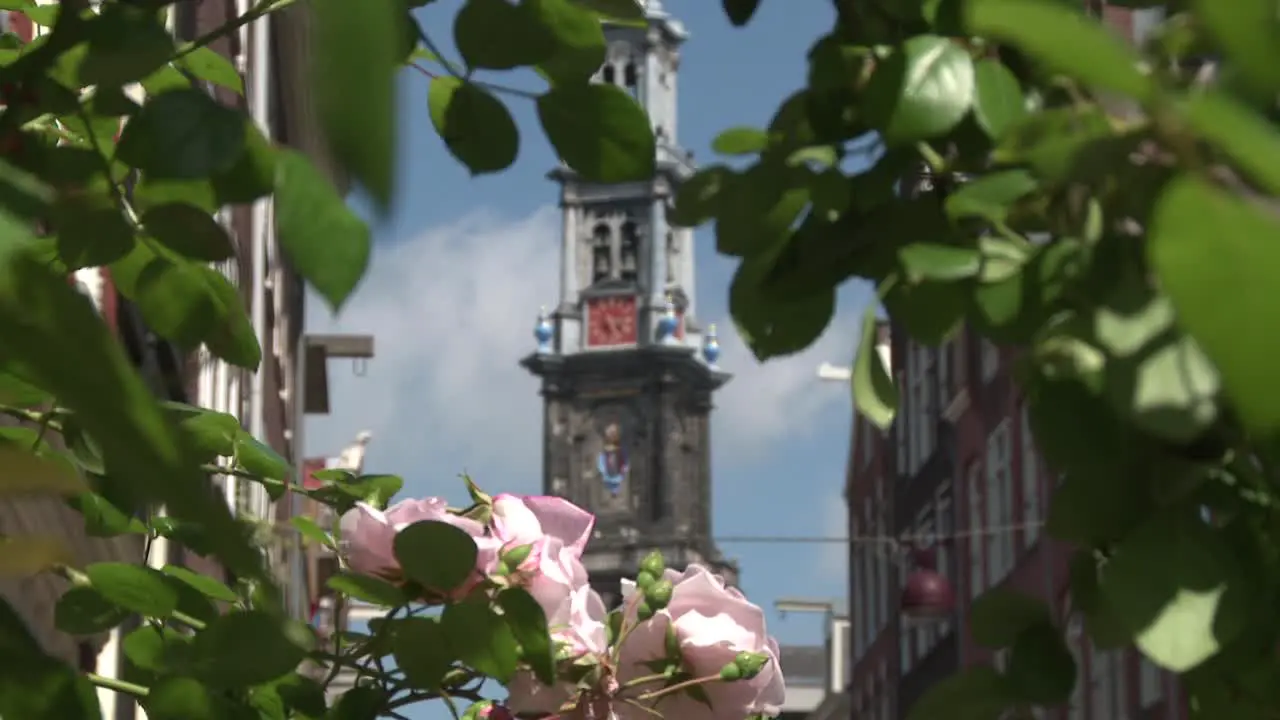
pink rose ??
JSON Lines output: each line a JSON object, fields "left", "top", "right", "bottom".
{"left": 505, "top": 584, "right": 608, "bottom": 717}
{"left": 616, "top": 565, "right": 785, "bottom": 720}
{"left": 340, "top": 498, "right": 500, "bottom": 597}
{"left": 492, "top": 494, "right": 595, "bottom": 558}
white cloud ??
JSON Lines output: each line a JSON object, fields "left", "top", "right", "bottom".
{"left": 305, "top": 206, "right": 867, "bottom": 500}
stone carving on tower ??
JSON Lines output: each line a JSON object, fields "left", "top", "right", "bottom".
{"left": 520, "top": 0, "right": 736, "bottom": 610}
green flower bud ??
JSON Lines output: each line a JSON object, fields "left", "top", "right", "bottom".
{"left": 501, "top": 543, "right": 533, "bottom": 568}
{"left": 645, "top": 578, "right": 674, "bottom": 610}
{"left": 719, "top": 661, "right": 744, "bottom": 681}
{"left": 637, "top": 600, "right": 655, "bottom": 622}
{"left": 635, "top": 570, "right": 657, "bottom": 589}
{"left": 640, "top": 550, "right": 665, "bottom": 576}
{"left": 664, "top": 623, "right": 681, "bottom": 660}
{"left": 734, "top": 651, "right": 769, "bottom": 679}
{"left": 463, "top": 701, "right": 493, "bottom": 720}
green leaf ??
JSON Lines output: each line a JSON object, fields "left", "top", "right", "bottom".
{"left": 1146, "top": 175, "right": 1280, "bottom": 435}
{"left": 123, "top": 624, "right": 192, "bottom": 673}
{"left": 392, "top": 617, "right": 454, "bottom": 690}
{"left": 729, "top": 256, "right": 835, "bottom": 361}
{"left": 714, "top": 165, "right": 808, "bottom": 258}
{"left": 906, "top": 664, "right": 1012, "bottom": 720}
{"left": 55, "top": 586, "right": 130, "bottom": 635}
{"left": 86, "top": 562, "right": 179, "bottom": 618}
{"left": 0, "top": 654, "right": 102, "bottom": 720}
{"left": 863, "top": 34, "right": 975, "bottom": 146}
{"left": 164, "top": 402, "right": 239, "bottom": 461}
{"left": 852, "top": 305, "right": 897, "bottom": 430}
{"left": 176, "top": 46, "right": 245, "bottom": 95}
{"left": 427, "top": 77, "right": 520, "bottom": 175}
{"left": 968, "top": 588, "right": 1050, "bottom": 649}
{"left": 349, "top": 473, "right": 404, "bottom": 509}
{"left": 198, "top": 266, "right": 262, "bottom": 370}
{"left": 191, "top": 611, "right": 313, "bottom": 687}
{"left": 1068, "top": 550, "right": 1129, "bottom": 649}
{"left": 290, "top": 515, "right": 333, "bottom": 549}
{"left": 971, "top": 58, "right": 1026, "bottom": 140}
{"left": 454, "top": 0, "right": 555, "bottom": 71}
{"left": 211, "top": 121, "right": 278, "bottom": 205}
{"left": 327, "top": 570, "right": 408, "bottom": 607}
{"left": 532, "top": 0, "right": 606, "bottom": 85}
{"left": 133, "top": 177, "right": 218, "bottom": 214}
{"left": 442, "top": 601, "right": 520, "bottom": 683}
{"left": 393, "top": 520, "right": 479, "bottom": 593}
{"left": 572, "top": 0, "right": 643, "bottom": 19}
{"left": 1192, "top": 0, "right": 1280, "bottom": 96}
{"left": 1005, "top": 621, "right": 1076, "bottom": 705}
{"left": 145, "top": 676, "right": 246, "bottom": 720}
{"left": 1179, "top": 89, "right": 1280, "bottom": 203}
{"left": 944, "top": 169, "right": 1037, "bottom": 224}
{"left": 80, "top": 3, "right": 174, "bottom": 86}
{"left": 0, "top": 216, "right": 265, "bottom": 582}
{"left": 234, "top": 430, "right": 291, "bottom": 481}
{"left": 992, "top": 106, "right": 1112, "bottom": 182}
{"left": 51, "top": 196, "right": 135, "bottom": 270}
{"left": 964, "top": 0, "right": 1154, "bottom": 102}
{"left": 712, "top": 127, "right": 768, "bottom": 156}
{"left": 498, "top": 588, "right": 556, "bottom": 685}
{"left": 537, "top": 83, "right": 656, "bottom": 182}
{"left": 1100, "top": 513, "right": 1251, "bottom": 672}
{"left": 141, "top": 203, "right": 235, "bottom": 262}
{"left": 722, "top": 0, "right": 761, "bottom": 26}
{"left": 898, "top": 243, "right": 980, "bottom": 282}
{"left": 313, "top": 0, "right": 398, "bottom": 209}
{"left": 162, "top": 564, "right": 237, "bottom": 603}
{"left": 117, "top": 88, "right": 247, "bottom": 180}
{"left": 274, "top": 149, "right": 372, "bottom": 312}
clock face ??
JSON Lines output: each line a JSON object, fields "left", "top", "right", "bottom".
{"left": 586, "top": 296, "right": 637, "bottom": 347}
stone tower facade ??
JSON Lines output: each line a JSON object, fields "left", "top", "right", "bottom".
{"left": 520, "top": 1, "right": 735, "bottom": 610}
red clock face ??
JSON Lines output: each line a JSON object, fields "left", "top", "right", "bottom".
{"left": 586, "top": 296, "right": 637, "bottom": 347}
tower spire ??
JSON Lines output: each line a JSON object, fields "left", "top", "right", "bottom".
{"left": 521, "top": 5, "right": 736, "bottom": 607}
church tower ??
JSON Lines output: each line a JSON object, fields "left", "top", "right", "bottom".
{"left": 520, "top": 1, "right": 735, "bottom": 609}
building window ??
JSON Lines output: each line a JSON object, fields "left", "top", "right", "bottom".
{"left": 915, "top": 510, "right": 936, "bottom": 658}
{"left": 852, "top": 516, "right": 866, "bottom": 660}
{"left": 905, "top": 343, "right": 936, "bottom": 475}
{"left": 981, "top": 338, "right": 999, "bottom": 382}
{"left": 967, "top": 462, "right": 984, "bottom": 598}
{"left": 1139, "top": 656, "right": 1163, "bottom": 706}
{"left": 664, "top": 230, "right": 677, "bottom": 284}
{"left": 895, "top": 370, "right": 907, "bottom": 473}
{"left": 1090, "top": 647, "right": 1116, "bottom": 720}
{"left": 878, "top": 662, "right": 889, "bottom": 720}
{"left": 874, "top": 479, "right": 888, "bottom": 629}
{"left": 619, "top": 220, "right": 639, "bottom": 282}
{"left": 900, "top": 604, "right": 911, "bottom": 673}
{"left": 623, "top": 61, "right": 638, "bottom": 96}
{"left": 861, "top": 414, "right": 875, "bottom": 470}
{"left": 986, "top": 421, "right": 1013, "bottom": 582}
{"left": 935, "top": 482, "right": 953, "bottom": 635}
{"left": 1067, "top": 614, "right": 1085, "bottom": 720}
{"left": 591, "top": 223, "right": 612, "bottom": 283}
{"left": 1020, "top": 403, "right": 1040, "bottom": 549}
{"left": 602, "top": 63, "right": 616, "bottom": 85}
{"left": 863, "top": 499, "right": 875, "bottom": 635}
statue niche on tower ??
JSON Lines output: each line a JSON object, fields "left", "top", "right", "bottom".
{"left": 590, "top": 410, "right": 636, "bottom": 514}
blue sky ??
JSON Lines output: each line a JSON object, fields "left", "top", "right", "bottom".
{"left": 304, "top": 0, "right": 873, "bottom": 712}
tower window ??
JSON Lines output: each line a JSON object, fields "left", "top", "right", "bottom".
{"left": 623, "top": 62, "right": 638, "bottom": 97}
{"left": 619, "top": 221, "right": 639, "bottom": 283}
{"left": 602, "top": 64, "right": 616, "bottom": 85}
{"left": 592, "top": 223, "right": 612, "bottom": 284}
{"left": 664, "top": 230, "right": 676, "bottom": 284}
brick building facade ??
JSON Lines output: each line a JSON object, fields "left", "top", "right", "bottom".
{"left": 845, "top": 7, "right": 1181, "bottom": 719}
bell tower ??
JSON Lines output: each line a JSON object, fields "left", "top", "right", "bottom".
{"left": 520, "top": 1, "right": 736, "bottom": 609}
